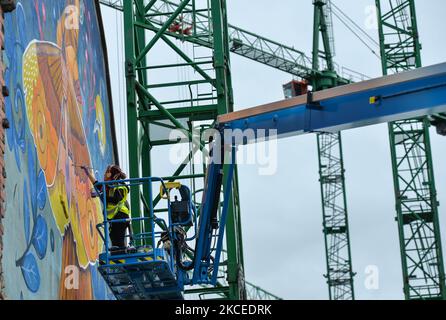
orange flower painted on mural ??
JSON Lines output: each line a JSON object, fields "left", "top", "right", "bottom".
{"left": 22, "top": 39, "right": 104, "bottom": 268}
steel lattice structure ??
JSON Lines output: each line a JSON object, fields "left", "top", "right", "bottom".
{"left": 99, "top": 0, "right": 364, "bottom": 82}
{"left": 376, "top": 0, "right": 446, "bottom": 300}
{"left": 317, "top": 133, "right": 355, "bottom": 300}
{"left": 313, "top": 0, "right": 355, "bottom": 300}
{"left": 245, "top": 282, "right": 283, "bottom": 300}
{"left": 120, "top": 0, "right": 246, "bottom": 300}
{"left": 185, "top": 280, "right": 281, "bottom": 300}
{"left": 388, "top": 119, "right": 445, "bottom": 299}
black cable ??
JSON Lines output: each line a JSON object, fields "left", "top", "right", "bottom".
{"left": 175, "top": 243, "right": 195, "bottom": 271}
{"left": 330, "top": 9, "right": 381, "bottom": 60}
{"left": 330, "top": 2, "right": 380, "bottom": 47}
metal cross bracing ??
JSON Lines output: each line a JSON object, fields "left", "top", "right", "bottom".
{"left": 245, "top": 281, "right": 283, "bottom": 301}
{"left": 184, "top": 258, "right": 232, "bottom": 300}
{"left": 146, "top": 0, "right": 355, "bottom": 82}
{"left": 376, "top": 0, "right": 446, "bottom": 300}
{"left": 388, "top": 118, "right": 446, "bottom": 299}
{"left": 377, "top": 0, "right": 419, "bottom": 72}
{"left": 312, "top": 0, "right": 355, "bottom": 300}
{"left": 317, "top": 133, "right": 355, "bottom": 300}
{"left": 99, "top": 0, "right": 366, "bottom": 82}
{"left": 184, "top": 267, "right": 282, "bottom": 300}
{"left": 99, "top": 0, "right": 124, "bottom": 10}
{"left": 121, "top": 0, "right": 245, "bottom": 300}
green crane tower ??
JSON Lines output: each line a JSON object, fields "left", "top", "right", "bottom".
{"left": 120, "top": 0, "right": 245, "bottom": 300}
{"left": 312, "top": 0, "right": 355, "bottom": 300}
{"left": 376, "top": 0, "right": 446, "bottom": 300}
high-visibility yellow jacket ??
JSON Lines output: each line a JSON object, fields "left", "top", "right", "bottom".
{"left": 105, "top": 185, "right": 130, "bottom": 220}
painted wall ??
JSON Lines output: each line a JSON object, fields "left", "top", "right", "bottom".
{"left": 2, "top": 0, "right": 117, "bottom": 300}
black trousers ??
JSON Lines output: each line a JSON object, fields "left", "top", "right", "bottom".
{"left": 109, "top": 211, "right": 130, "bottom": 248}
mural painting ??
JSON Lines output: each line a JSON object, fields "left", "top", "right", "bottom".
{"left": 2, "top": 0, "right": 117, "bottom": 299}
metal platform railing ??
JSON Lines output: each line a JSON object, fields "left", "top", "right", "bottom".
{"left": 94, "top": 177, "right": 191, "bottom": 300}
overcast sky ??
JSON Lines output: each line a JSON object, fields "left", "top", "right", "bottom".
{"left": 101, "top": 0, "right": 446, "bottom": 300}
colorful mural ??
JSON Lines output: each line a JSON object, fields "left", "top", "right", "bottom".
{"left": 2, "top": 0, "right": 117, "bottom": 299}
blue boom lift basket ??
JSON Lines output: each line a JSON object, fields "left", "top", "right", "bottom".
{"left": 94, "top": 177, "right": 193, "bottom": 300}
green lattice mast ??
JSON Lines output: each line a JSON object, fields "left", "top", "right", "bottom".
{"left": 376, "top": 0, "right": 446, "bottom": 300}
{"left": 122, "top": 0, "right": 245, "bottom": 299}
{"left": 313, "top": 0, "right": 355, "bottom": 300}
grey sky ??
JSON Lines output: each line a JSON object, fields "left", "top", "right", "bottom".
{"left": 101, "top": 1, "right": 446, "bottom": 300}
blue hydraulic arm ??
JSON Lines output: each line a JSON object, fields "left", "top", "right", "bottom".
{"left": 192, "top": 142, "right": 237, "bottom": 285}
{"left": 192, "top": 143, "right": 224, "bottom": 284}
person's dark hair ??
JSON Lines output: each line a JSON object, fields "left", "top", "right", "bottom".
{"left": 105, "top": 165, "right": 127, "bottom": 181}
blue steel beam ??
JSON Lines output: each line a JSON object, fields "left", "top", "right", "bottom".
{"left": 218, "top": 63, "right": 446, "bottom": 142}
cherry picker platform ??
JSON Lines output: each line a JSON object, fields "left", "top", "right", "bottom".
{"left": 94, "top": 177, "right": 194, "bottom": 300}
{"left": 98, "top": 247, "right": 180, "bottom": 300}
{"left": 94, "top": 175, "right": 231, "bottom": 300}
